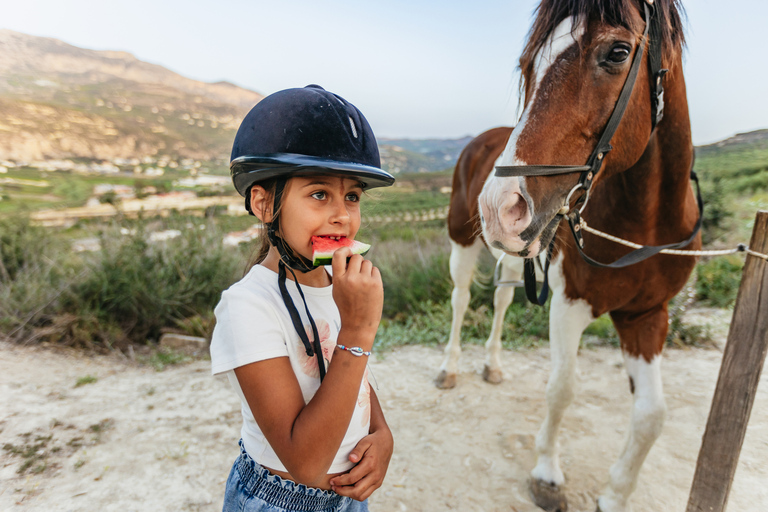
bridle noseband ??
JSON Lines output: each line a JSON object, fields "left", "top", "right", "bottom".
{"left": 492, "top": 0, "right": 703, "bottom": 305}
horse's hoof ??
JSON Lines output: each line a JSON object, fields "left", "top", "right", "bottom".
{"left": 595, "top": 494, "right": 629, "bottom": 512}
{"left": 529, "top": 478, "right": 568, "bottom": 512}
{"left": 482, "top": 365, "right": 503, "bottom": 384}
{"left": 435, "top": 370, "right": 457, "bottom": 389}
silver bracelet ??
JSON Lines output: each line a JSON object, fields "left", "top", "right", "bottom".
{"left": 336, "top": 345, "right": 371, "bottom": 357}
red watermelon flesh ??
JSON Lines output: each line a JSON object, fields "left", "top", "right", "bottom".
{"left": 311, "top": 236, "right": 371, "bottom": 266}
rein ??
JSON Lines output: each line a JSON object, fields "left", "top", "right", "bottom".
{"left": 493, "top": 0, "right": 703, "bottom": 306}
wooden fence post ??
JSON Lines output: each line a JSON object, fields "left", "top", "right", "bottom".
{"left": 686, "top": 210, "right": 768, "bottom": 512}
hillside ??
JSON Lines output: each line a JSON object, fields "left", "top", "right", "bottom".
{"left": 0, "top": 30, "right": 263, "bottom": 162}
{"left": 1, "top": 30, "right": 766, "bottom": 180}
{"left": 0, "top": 30, "right": 474, "bottom": 175}
{"left": 379, "top": 136, "right": 473, "bottom": 174}
{"left": 694, "top": 129, "right": 768, "bottom": 179}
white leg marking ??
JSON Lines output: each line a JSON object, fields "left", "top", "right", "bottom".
{"left": 439, "top": 239, "right": 483, "bottom": 376}
{"left": 598, "top": 354, "right": 666, "bottom": 512}
{"left": 484, "top": 251, "right": 523, "bottom": 376}
{"left": 531, "top": 257, "right": 594, "bottom": 486}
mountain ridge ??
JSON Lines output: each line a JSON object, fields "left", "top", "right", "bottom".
{"left": 0, "top": 29, "right": 263, "bottom": 162}
{"left": 1, "top": 30, "right": 766, "bottom": 175}
{"left": 0, "top": 29, "right": 263, "bottom": 109}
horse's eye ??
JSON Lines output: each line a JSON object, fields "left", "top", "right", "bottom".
{"left": 606, "top": 45, "right": 631, "bottom": 64}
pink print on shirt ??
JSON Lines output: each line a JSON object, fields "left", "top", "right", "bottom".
{"left": 300, "top": 319, "right": 335, "bottom": 378}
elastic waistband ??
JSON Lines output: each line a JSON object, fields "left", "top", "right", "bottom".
{"left": 236, "top": 440, "right": 345, "bottom": 512}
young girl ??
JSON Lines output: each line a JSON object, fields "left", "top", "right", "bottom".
{"left": 210, "top": 85, "right": 395, "bottom": 512}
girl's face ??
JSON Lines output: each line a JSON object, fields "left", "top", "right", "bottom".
{"left": 257, "top": 175, "right": 363, "bottom": 262}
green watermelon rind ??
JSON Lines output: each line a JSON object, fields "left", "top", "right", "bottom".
{"left": 312, "top": 238, "right": 371, "bottom": 266}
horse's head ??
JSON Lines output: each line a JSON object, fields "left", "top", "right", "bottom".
{"left": 479, "top": 0, "right": 684, "bottom": 257}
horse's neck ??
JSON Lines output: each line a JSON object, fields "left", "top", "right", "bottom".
{"left": 654, "top": 56, "right": 693, "bottom": 201}
{"left": 606, "top": 56, "right": 693, "bottom": 219}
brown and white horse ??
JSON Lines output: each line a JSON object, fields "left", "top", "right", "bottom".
{"left": 438, "top": 1, "right": 698, "bottom": 511}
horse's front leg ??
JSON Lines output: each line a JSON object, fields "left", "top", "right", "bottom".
{"left": 483, "top": 251, "right": 523, "bottom": 384}
{"left": 436, "top": 239, "right": 483, "bottom": 389}
{"left": 530, "top": 269, "right": 594, "bottom": 512}
{"left": 597, "top": 307, "right": 668, "bottom": 512}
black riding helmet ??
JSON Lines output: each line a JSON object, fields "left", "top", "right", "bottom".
{"left": 229, "top": 85, "right": 393, "bottom": 382}
{"left": 230, "top": 84, "right": 395, "bottom": 199}
{"left": 231, "top": 84, "right": 394, "bottom": 270}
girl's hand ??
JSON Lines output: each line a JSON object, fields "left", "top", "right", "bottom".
{"left": 331, "top": 248, "right": 383, "bottom": 347}
{"left": 328, "top": 428, "right": 394, "bottom": 501}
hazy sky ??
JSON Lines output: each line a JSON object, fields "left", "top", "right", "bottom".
{"left": 3, "top": 0, "right": 766, "bottom": 144}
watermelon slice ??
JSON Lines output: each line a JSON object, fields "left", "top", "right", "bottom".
{"left": 311, "top": 236, "right": 371, "bottom": 266}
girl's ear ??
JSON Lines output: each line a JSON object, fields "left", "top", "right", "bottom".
{"left": 249, "top": 186, "right": 272, "bottom": 223}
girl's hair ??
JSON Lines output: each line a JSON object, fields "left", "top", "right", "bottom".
{"left": 244, "top": 178, "right": 281, "bottom": 274}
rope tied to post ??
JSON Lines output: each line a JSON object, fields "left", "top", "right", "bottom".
{"left": 493, "top": 217, "right": 768, "bottom": 289}
{"left": 578, "top": 218, "right": 768, "bottom": 261}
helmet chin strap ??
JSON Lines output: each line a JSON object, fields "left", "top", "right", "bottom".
{"left": 266, "top": 178, "right": 315, "bottom": 273}
{"left": 268, "top": 178, "right": 327, "bottom": 381}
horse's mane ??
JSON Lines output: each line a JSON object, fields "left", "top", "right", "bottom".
{"left": 519, "top": 0, "right": 686, "bottom": 93}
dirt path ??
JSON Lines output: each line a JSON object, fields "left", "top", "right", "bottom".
{"left": 2, "top": 308, "right": 767, "bottom": 511}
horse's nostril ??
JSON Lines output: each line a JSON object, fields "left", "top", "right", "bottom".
{"left": 504, "top": 194, "right": 528, "bottom": 225}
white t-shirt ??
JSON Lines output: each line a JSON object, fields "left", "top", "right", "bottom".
{"left": 210, "top": 264, "right": 371, "bottom": 473}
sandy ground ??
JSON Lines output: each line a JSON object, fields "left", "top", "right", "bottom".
{"left": 2, "top": 308, "right": 767, "bottom": 512}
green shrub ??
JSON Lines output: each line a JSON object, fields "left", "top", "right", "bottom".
{"left": 696, "top": 255, "right": 743, "bottom": 308}
{"left": 584, "top": 314, "right": 620, "bottom": 346}
{"left": 0, "top": 215, "right": 75, "bottom": 340}
{"left": 375, "top": 301, "right": 452, "bottom": 349}
{"left": 699, "top": 179, "right": 732, "bottom": 245}
{"left": 667, "top": 313, "right": 711, "bottom": 347}
{"left": 146, "top": 347, "right": 189, "bottom": 371}
{"left": 98, "top": 190, "right": 119, "bottom": 206}
{"left": 75, "top": 375, "right": 98, "bottom": 387}
{"left": 62, "top": 220, "right": 243, "bottom": 345}
{"left": 0, "top": 214, "right": 50, "bottom": 282}
{"left": 379, "top": 250, "right": 453, "bottom": 318}
{"left": 375, "top": 294, "right": 553, "bottom": 352}
{"left": 370, "top": 230, "right": 453, "bottom": 318}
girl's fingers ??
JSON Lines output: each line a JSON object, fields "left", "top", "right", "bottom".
{"left": 353, "top": 475, "right": 380, "bottom": 502}
{"left": 344, "top": 253, "right": 363, "bottom": 275}
{"left": 329, "top": 470, "right": 358, "bottom": 488}
{"left": 358, "top": 479, "right": 380, "bottom": 502}
{"left": 331, "top": 247, "right": 352, "bottom": 276}
{"left": 332, "top": 473, "right": 378, "bottom": 500}
{"left": 348, "top": 438, "right": 372, "bottom": 464}
{"left": 329, "top": 458, "right": 370, "bottom": 487}
{"left": 360, "top": 259, "right": 373, "bottom": 276}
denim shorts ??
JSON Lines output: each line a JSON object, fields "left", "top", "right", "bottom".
{"left": 222, "top": 440, "right": 369, "bottom": 512}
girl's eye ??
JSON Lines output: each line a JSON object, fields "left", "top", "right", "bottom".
{"left": 311, "top": 191, "right": 327, "bottom": 200}
{"left": 346, "top": 193, "right": 360, "bottom": 202}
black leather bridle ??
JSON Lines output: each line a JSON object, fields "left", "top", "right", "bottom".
{"left": 493, "top": 0, "right": 703, "bottom": 305}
